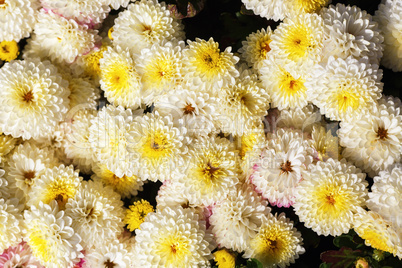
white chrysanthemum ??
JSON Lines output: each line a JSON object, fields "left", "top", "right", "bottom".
{"left": 133, "top": 206, "right": 215, "bottom": 267}
{"left": 0, "top": 198, "right": 23, "bottom": 253}
{"left": 0, "top": 241, "right": 44, "bottom": 268}
{"left": 23, "top": 201, "right": 83, "bottom": 268}
{"left": 0, "top": 133, "right": 18, "bottom": 163}
{"left": 338, "top": 96, "right": 402, "bottom": 177}
{"left": 239, "top": 27, "right": 273, "bottom": 69}
{"left": 210, "top": 183, "right": 270, "bottom": 253}
{"left": 112, "top": 0, "right": 185, "bottom": 56}
{"left": 99, "top": 46, "right": 142, "bottom": 109}
{"left": 63, "top": 109, "right": 98, "bottom": 174}
{"left": 154, "top": 89, "right": 218, "bottom": 137}
{"left": 0, "top": 0, "right": 39, "bottom": 42}
{"left": 86, "top": 240, "right": 131, "bottom": 268}
{"left": 136, "top": 42, "right": 184, "bottom": 106}
{"left": 91, "top": 163, "right": 144, "bottom": 199}
{"left": 308, "top": 125, "right": 340, "bottom": 162}
{"left": 218, "top": 68, "right": 270, "bottom": 136}
{"left": 321, "top": 4, "right": 383, "bottom": 64}
{"left": 306, "top": 56, "right": 382, "bottom": 122}
{"left": 40, "top": 0, "right": 110, "bottom": 25}
{"left": 354, "top": 208, "right": 402, "bottom": 258}
{"left": 243, "top": 213, "right": 305, "bottom": 268}
{"left": 241, "top": 0, "right": 287, "bottom": 21}
{"left": 285, "top": 0, "right": 331, "bottom": 18}
{"left": 0, "top": 59, "right": 70, "bottom": 140}
{"left": 177, "top": 136, "right": 238, "bottom": 206}
{"left": 259, "top": 55, "right": 307, "bottom": 110}
{"left": 129, "top": 111, "right": 188, "bottom": 182}
{"left": 4, "top": 141, "right": 59, "bottom": 197}
{"left": 270, "top": 13, "right": 324, "bottom": 75}
{"left": 65, "top": 180, "right": 125, "bottom": 249}
{"left": 88, "top": 105, "right": 140, "bottom": 178}
{"left": 182, "top": 38, "right": 239, "bottom": 93}
{"left": 276, "top": 104, "right": 322, "bottom": 134}
{"left": 23, "top": 10, "right": 99, "bottom": 64}
{"left": 27, "top": 164, "right": 82, "bottom": 210}
{"left": 249, "top": 128, "right": 312, "bottom": 207}
{"left": 375, "top": 0, "right": 402, "bottom": 71}
{"left": 367, "top": 163, "right": 402, "bottom": 229}
{"left": 294, "top": 159, "right": 368, "bottom": 236}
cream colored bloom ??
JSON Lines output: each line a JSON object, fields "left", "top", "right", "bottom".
{"left": 239, "top": 27, "right": 273, "bottom": 69}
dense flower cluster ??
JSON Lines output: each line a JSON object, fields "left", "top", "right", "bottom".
{"left": 0, "top": 0, "right": 401, "bottom": 267}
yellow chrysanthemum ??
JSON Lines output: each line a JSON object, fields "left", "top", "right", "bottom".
{"left": 244, "top": 213, "right": 305, "bottom": 268}
{"left": 0, "top": 40, "right": 19, "bottom": 61}
{"left": 82, "top": 45, "right": 108, "bottom": 79}
{"left": 286, "top": 0, "right": 330, "bottom": 17}
{"left": 124, "top": 199, "right": 154, "bottom": 231}
{"left": 214, "top": 249, "right": 236, "bottom": 268}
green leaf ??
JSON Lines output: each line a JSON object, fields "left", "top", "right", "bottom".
{"left": 246, "top": 258, "right": 263, "bottom": 268}
{"left": 319, "top": 263, "right": 333, "bottom": 268}
{"left": 321, "top": 247, "right": 364, "bottom": 268}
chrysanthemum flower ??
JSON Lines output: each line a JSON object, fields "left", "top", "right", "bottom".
{"left": 0, "top": 133, "right": 18, "bottom": 164}
{"left": 338, "top": 96, "right": 402, "bottom": 177}
{"left": 86, "top": 239, "right": 132, "bottom": 268}
{"left": 250, "top": 128, "right": 312, "bottom": 207}
{"left": 367, "top": 163, "right": 402, "bottom": 229}
{"left": 0, "top": 241, "right": 44, "bottom": 268}
{"left": 23, "top": 10, "right": 100, "bottom": 64}
{"left": 177, "top": 136, "right": 238, "bottom": 206}
{"left": 136, "top": 42, "right": 184, "bottom": 106}
{"left": 285, "top": 0, "right": 330, "bottom": 18}
{"left": 63, "top": 109, "right": 98, "bottom": 174}
{"left": 124, "top": 199, "right": 154, "bottom": 231}
{"left": 133, "top": 206, "right": 216, "bottom": 267}
{"left": 65, "top": 180, "right": 125, "bottom": 249}
{"left": 243, "top": 213, "right": 305, "bottom": 268}
{"left": 0, "top": 40, "right": 19, "bottom": 61}
{"left": 270, "top": 13, "right": 324, "bottom": 75}
{"left": 259, "top": 55, "right": 307, "bottom": 110}
{"left": 308, "top": 125, "right": 340, "bottom": 162}
{"left": 129, "top": 111, "right": 188, "bottom": 182}
{"left": 218, "top": 67, "right": 270, "bottom": 136}
{"left": 23, "top": 201, "right": 83, "bottom": 268}
{"left": 0, "top": 0, "right": 39, "bottom": 42}
{"left": 78, "top": 44, "right": 108, "bottom": 81}
{"left": 88, "top": 105, "right": 140, "bottom": 178}
{"left": 154, "top": 89, "right": 218, "bottom": 137}
{"left": 276, "top": 104, "right": 322, "bottom": 134}
{"left": 293, "top": 159, "right": 368, "bottom": 236}
{"left": 241, "top": 0, "right": 287, "bottom": 21}
{"left": 0, "top": 59, "right": 70, "bottom": 140}
{"left": 4, "top": 141, "right": 59, "bottom": 197}
{"left": 182, "top": 38, "right": 239, "bottom": 93}
{"left": 354, "top": 208, "right": 402, "bottom": 258}
{"left": 91, "top": 163, "right": 144, "bottom": 199}
{"left": 375, "top": 0, "right": 402, "bottom": 71}
{"left": 40, "top": 0, "right": 109, "bottom": 26}
{"left": 321, "top": 4, "right": 384, "bottom": 64}
{"left": 239, "top": 27, "right": 273, "bottom": 69}
{"left": 27, "top": 164, "right": 82, "bottom": 210}
{"left": 0, "top": 198, "right": 23, "bottom": 253}
{"left": 112, "top": 0, "right": 185, "bottom": 56}
{"left": 99, "top": 46, "right": 142, "bottom": 109}
{"left": 155, "top": 178, "right": 196, "bottom": 210}
{"left": 210, "top": 183, "right": 270, "bottom": 252}
{"left": 213, "top": 249, "right": 236, "bottom": 268}
{"left": 306, "top": 56, "right": 382, "bottom": 122}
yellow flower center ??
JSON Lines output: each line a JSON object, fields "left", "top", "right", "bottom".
{"left": 295, "top": 0, "right": 328, "bottom": 13}
{"left": 193, "top": 41, "right": 227, "bottom": 78}
{"left": 283, "top": 24, "right": 314, "bottom": 62}
{"left": 376, "top": 127, "right": 388, "bottom": 140}
{"left": 314, "top": 183, "right": 351, "bottom": 219}
{"left": 183, "top": 103, "right": 195, "bottom": 114}
{"left": 102, "top": 62, "right": 134, "bottom": 96}
{"left": 124, "top": 199, "right": 154, "bottom": 231}
{"left": 143, "top": 55, "right": 176, "bottom": 90}
{"left": 141, "top": 131, "right": 173, "bottom": 160}
{"left": 158, "top": 233, "right": 190, "bottom": 265}
{"left": 259, "top": 39, "right": 272, "bottom": 58}
{"left": 44, "top": 179, "right": 77, "bottom": 209}
{"left": 214, "top": 249, "right": 236, "bottom": 268}
{"left": 279, "top": 72, "right": 306, "bottom": 97}
{"left": 0, "top": 40, "right": 19, "bottom": 62}
{"left": 336, "top": 90, "right": 360, "bottom": 112}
